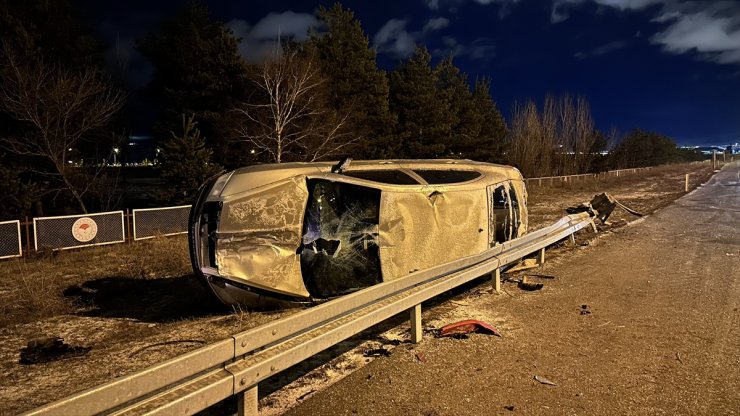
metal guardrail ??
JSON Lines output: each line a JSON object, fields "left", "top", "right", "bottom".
{"left": 23, "top": 212, "right": 595, "bottom": 416}
{"left": 33, "top": 211, "right": 125, "bottom": 251}
{"left": 0, "top": 220, "right": 22, "bottom": 259}
{"left": 132, "top": 205, "right": 191, "bottom": 241}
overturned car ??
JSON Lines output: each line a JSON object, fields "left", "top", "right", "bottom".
{"left": 189, "top": 159, "right": 528, "bottom": 307}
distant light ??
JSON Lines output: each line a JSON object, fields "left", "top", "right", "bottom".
{"left": 68, "top": 160, "right": 73, "bottom": 164}
{"left": 68, "top": 147, "right": 72, "bottom": 151}
{"left": 128, "top": 142, "right": 136, "bottom": 146}
{"left": 113, "top": 148, "right": 119, "bottom": 153}
{"left": 250, "top": 149, "right": 256, "bottom": 154}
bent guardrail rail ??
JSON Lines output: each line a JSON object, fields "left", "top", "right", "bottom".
{"left": 23, "top": 212, "right": 595, "bottom": 416}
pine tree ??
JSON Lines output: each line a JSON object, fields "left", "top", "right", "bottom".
{"left": 138, "top": 1, "right": 249, "bottom": 158}
{"left": 158, "top": 114, "right": 223, "bottom": 204}
{"left": 389, "top": 47, "right": 450, "bottom": 158}
{"left": 471, "top": 77, "right": 507, "bottom": 163}
{"left": 309, "top": 4, "right": 396, "bottom": 158}
{"left": 434, "top": 57, "right": 476, "bottom": 158}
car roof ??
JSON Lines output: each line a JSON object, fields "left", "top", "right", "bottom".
{"left": 220, "top": 159, "right": 523, "bottom": 197}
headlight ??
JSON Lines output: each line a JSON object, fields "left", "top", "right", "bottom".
{"left": 207, "top": 172, "right": 234, "bottom": 201}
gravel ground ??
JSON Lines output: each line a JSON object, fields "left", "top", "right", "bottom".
{"left": 0, "top": 162, "right": 717, "bottom": 415}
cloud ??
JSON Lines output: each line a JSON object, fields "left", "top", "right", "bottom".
{"left": 373, "top": 19, "right": 417, "bottom": 58}
{"left": 425, "top": 0, "right": 520, "bottom": 12}
{"left": 433, "top": 36, "right": 496, "bottom": 61}
{"left": 423, "top": 17, "right": 450, "bottom": 32}
{"left": 574, "top": 40, "right": 629, "bottom": 59}
{"left": 651, "top": 7, "right": 740, "bottom": 64}
{"left": 227, "top": 11, "right": 319, "bottom": 63}
{"left": 551, "top": 0, "right": 663, "bottom": 23}
{"left": 551, "top": 0, "right": 740, "bottom": 65}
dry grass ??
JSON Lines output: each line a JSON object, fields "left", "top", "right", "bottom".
{"left": 526, "top": 162, "right": 715, "bottom": 230}
{"left": 0, "top": 236, "right": 204, "bottom": 328}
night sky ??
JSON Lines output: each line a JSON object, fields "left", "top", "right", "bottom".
{"left": 76, "top": 0, "right": 740, "bottom": 146}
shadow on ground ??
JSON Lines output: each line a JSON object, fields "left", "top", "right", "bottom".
{"left": 63, "top": 274, "right": 225, "bottom": 322}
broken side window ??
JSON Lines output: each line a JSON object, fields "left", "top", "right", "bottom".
{"left": 342, "top": 170, "right": 419, "bottom": 185}
{"left": 491, "top": 185, "right": 511, "bottom": 244}
{"left": 300, "top": 179, "right": 382, "bottom": 298}
{"left": 509, "top": 184, "right": 520, "bottom": 238}
{"left": 412, "top": 170, "right": 481, "bottom": 184}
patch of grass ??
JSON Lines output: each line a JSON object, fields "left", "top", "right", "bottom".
{"left": 0, "top": 236, "right": 194, "bottom": 327}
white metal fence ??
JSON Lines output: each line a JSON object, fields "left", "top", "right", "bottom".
{"left": 0, "top": 220, "right": 22, "bottom": 259}
{"left": 33, "top": 211, "right": 125, "bottom": 251}
{"left": 132, "top": 205, "right": 191, "bottom": 241}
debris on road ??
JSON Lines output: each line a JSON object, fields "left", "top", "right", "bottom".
{"left": 505, "top": 258, "right": 539, "bottom": 273}
{"left": 517, "top": 277, "right": 544, "bottom": 291}
{"left": 438, "top": 319, "right": 502, "bottom": 338}
{"left": 580, "top": 305, "right": 592, "bottom": 315}
{"left": 297, "top": 389, "right": 316, "bottom": 401}
{"left": 528, "top": 274, "right": 556, "bottom": 279}
{"left": 19, "top": 337, "right": 91, "bottom": 365}
{"left": 415, "top": 352, "right": 427, "bottom": 363}
{"left": 534, "top": 375, "right": 557, "bottom": 386}
{"left": 504, "top": 405, "right": 515, "bottom": 411}
{"left": 363, "top": 348, "right": 392, "bottom": 358}
{"left": 567, "top": 193, "right": 643, "bottom": 224}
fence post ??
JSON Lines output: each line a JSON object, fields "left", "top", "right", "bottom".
{"left": 24, "top": 216, "right": 31, "bottom": 255}
{"left": 685, "top": 174, "right": 689, "bottom": 192}
{"left": 126, "top": 209, "right": 133, "bottom": 243}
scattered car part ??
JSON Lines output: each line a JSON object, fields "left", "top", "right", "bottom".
{"left": 534, "top": 375, "right": 557, "bottom": 386}
{"left": 438, "top": 319, "right": 502, "bottom": 337}
{"left": 504, "top": 258, "right": 539, "bottom": 273}
{"left": 363, "top": 347, "right": 391, "bottom": 357}
{"left": 567, "top": 192, "right": 643, "bottom": 224}
{"left": 518, "top": 279, "right": 544, "bottom": 291}
{"left": 20, "top": 337, "right": 91, "bottom": 365}
{"left": 580, "top": 304, "right": 591, "bottom": 315}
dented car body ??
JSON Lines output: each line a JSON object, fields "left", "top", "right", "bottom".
{"left": 189, "top": 160, "right": 528, "bottom": 307}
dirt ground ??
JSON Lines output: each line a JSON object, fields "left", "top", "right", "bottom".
{"left": 0, "top": 162, "right": 716, "bottom": 415}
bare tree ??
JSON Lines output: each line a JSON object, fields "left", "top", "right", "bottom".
{"left": 572, "top": 96, "right": 595, "bottom": 173}
{"left": 508, "top": 94, "right": 597, "bottom": 177}
{"left": 0, "top": 43, "right": 125, "bottom": 212}
{"left": 232, "top": 48, "right": 355, "bottom": 163}
{"left": 509, "top": 100, "right": 552, "bottom": 178}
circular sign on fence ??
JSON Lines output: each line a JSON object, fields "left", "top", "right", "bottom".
{"left": 71, "top": 217, "right": 98, "bottom": 242}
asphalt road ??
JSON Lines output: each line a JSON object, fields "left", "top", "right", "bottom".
{"left": 285, "top": 163, "right": 740, "bottom": 416}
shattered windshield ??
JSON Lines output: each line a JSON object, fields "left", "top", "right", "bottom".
{"left": 300, "top": 180, "right": 382, "bottom": 298}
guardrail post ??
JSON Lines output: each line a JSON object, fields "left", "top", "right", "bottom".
{"left": 537, "top": 248, "right": 545, "bottom": 265}
{"left": 685, "top": 174, "right": 689, "bottom": 192}
{"left": 492, "top": 268, "right": 501, "bottom": 294}
{"left": 409, "top": 304, "right": 422, "bottom": 343}
{"left": 238, "top": 385, "right": 258, "bottom": 416}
